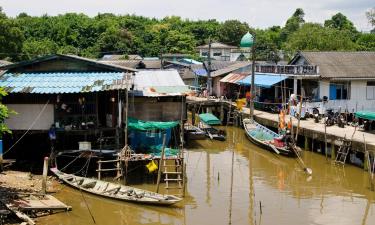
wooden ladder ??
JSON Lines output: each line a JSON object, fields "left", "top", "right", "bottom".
{"left": 96, "top": 157, "right": 122, "bottom": 180}
{"left": 163, "top": 157, "right": 183, "bottom": 195}
{"left": 334, "top": 139, "right": 351, "bottom": 165}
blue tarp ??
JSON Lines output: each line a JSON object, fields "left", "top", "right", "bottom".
{"left": 236, "top": 73, "right": 288, "bottom": 88}
{"left": 193, "top": 69, "right": 208, "bottom": 77}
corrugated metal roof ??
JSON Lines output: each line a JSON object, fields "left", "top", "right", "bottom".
{"left": 133, "top": 70, "right": 191, "bottom": 96}
{"left": 220, "top": 73, "right": 248, "bottom": 83}
{"left": 0, "top": 72, "right": 129, "bottom": 94}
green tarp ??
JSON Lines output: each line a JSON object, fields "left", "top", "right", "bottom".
{"left": 199, "top": 113, "right": 221, "bottom": 125}
{"left": 355, "top": 111, "right": 375, "bottom": 121}
{"left": 128, "top": 118, "right": 179, "bottom": 131}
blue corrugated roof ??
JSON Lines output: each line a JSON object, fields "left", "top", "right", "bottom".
{"left": 0, "top": 72, "right": 125, "bottom": 94}
{"left": 236, "top": 73, "right": 288, "bottom": 88}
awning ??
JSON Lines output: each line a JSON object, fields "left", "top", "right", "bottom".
{"left": 220, "top": 73, "right": 247, "bottom": 84}
{"left": 355, "top": 111, "right": 375, "bottom": 120}
{"left": 236, "top": 73, "right": 288, "bottom": 88}
{"left": 199, "top": 113, "right": 221, "bottom": 125}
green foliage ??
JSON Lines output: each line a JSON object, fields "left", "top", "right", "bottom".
{"left": 356, "top": 33, "right": 375, "bottom": 50}
{"left": 0, "top": 7, "right": 24, "bottom": 61}
{"left": 0, "top": 88, "right": 14, "bottom": 138}
{"left": 280, "top": 8, "right": 305, "bottom": 42}
{"left": 0, "top": 7, "right": 373, "bottom": 62}
{"left": 22, "top": 39, "right": 58, "bottom": 60}
{"left": 218, "top": 20, "right": 249, "bottom": 46}
{"left": 367, "top": 8, "right": 375, "bottom": 33}
{"left": 284, "top": 23, "right": 357, "bottom": 57}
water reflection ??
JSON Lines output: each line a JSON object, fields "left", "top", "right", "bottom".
{"left": 40, "top": 126, "right": 374, "bottom": 225}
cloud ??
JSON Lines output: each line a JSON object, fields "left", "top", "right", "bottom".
{"left": 1, "top": 0, "right": 373, "bottom": 31}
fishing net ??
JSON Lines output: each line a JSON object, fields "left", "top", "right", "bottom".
{"left": 128, "top": 117, "right": 179, "bottom": 131}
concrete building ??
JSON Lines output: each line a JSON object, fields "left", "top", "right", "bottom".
{"left": 290, "top": 51, "right": 375, "bottom": 113}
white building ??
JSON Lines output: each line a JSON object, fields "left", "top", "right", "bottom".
{"left": 290, "top": 51, "right": 375, "bottom": 113}
{"left": 196, "top": 42, "right": 249, "bottom": 61}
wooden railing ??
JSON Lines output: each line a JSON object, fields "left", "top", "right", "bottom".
{"left": 255, "top": 65, "right": 319, "bottom": 75}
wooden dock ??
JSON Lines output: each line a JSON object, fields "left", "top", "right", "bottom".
{"left": 187, "top": 96, "right": 375, "bottom": 154}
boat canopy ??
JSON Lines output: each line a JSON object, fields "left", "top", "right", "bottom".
{"left": 355, "top": 111, "right": 375, "bottom": 121}
{"left": 236, "top": 73, "right": 288, "bottom": 88}
{"left": 199, "top": 113, "right": 221, "bottom": 125}
{"left": 128, "top": 118, "right": 179, "bottom": 131}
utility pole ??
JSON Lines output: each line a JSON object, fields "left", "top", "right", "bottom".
{"left": 207, "top": 38, "right": 212, "bottom": 100}
{"left": 250, "top": 34, "right": 256, "bottom": 119}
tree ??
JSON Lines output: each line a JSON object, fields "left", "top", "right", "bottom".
{"left": 324, "top": 13, "right": 358, "bottom": 36}
{"left": 280, "top": 8, "right": 305, "bottom": 42}
{"left": 0, "top": 88, "right": 14, "bottom": 139}
{"left": 218, "top": 20, "right": 249, "bottom": 46}
{"left": 367, "top": 8, "right": 375, "bottom": 32}
{"left": 0, "top": 8, "right": 24, "bottom": 60}
{"left": 284, "top": 23, "right": 357, "bottom": 57}
{"left": 95, "top": 27, "right": 133, "bottom": 57}
{"left": 356, "top": 33, "right": 375, "bottom": 50}
{"left": 22, "top": 39, "right": 58, "bottom": 60}
{"left": 164, "top": 30, "right": 196, "bottom": 54}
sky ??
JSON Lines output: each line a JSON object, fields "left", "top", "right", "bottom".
{"left": 1, "top": 0, "right": 374, "bottom": 31}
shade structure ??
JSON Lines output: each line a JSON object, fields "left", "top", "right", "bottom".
{"left": 128, "top": 117, "right": 179, "bottom": 131}
{"left": 355, "top": 111, "right": 375, "bottom": 121}
{"left": 236, "top": 73, "right": 288, "bottom": 88}
{"left": 220, "top": 73, "right": 247, "bottom": 84}
{"left": 199, "top": 113, "right": 221, "bottom": 125}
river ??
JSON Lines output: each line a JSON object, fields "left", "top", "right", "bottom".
{"left": 39, "top": 126, "right": 375, "bottom": 225}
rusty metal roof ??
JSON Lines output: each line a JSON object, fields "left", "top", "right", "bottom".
{"left": 0, "top": 72, "right": 130, "bottom": 93}
{"left": 220, "top": 73, "right": 248, "bottom": 83}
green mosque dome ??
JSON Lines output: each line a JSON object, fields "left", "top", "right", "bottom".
{"left": 240, "top": 32, "right": 254, "bottom": 48}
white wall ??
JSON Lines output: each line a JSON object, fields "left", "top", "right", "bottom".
{"left": 5, "top": 104, "right": 54, "bottom": 130}
{"left": 318, "top": 80, "right": 375, "bottom": 112}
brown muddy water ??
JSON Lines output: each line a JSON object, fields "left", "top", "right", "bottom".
{"left": 39, "top": 126, "right": 375, "bottom": 225}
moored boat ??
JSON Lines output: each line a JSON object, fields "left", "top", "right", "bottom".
{"left": 184, "top": 123, "right": 206, "bottom": 140}
{"left": 243, "top": 118, "right": 294, "bottom": 156}
{"left": 198, "top": 113, "right": 226, "bottom": 141}
{"left": 50, "top": 168, "right": 182, "bottom": 206}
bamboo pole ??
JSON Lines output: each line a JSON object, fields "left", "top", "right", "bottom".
{"left": 295, "top": 93, "right": 303, "bottom": 142}
{"left": 156, "top": 134, "right": 167, "bottom": 193}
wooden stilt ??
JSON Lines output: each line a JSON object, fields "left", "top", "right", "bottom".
{"left": 156, "top": 134, "right": 167, "bottom": 193}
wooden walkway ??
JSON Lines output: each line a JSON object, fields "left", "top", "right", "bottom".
{"left": 187, "top": 96, "right": 375, "bottom": 153}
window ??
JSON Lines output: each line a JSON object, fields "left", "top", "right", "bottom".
{"left": 329, "top": 82, "right": 350, "bottom": 100}
{"left": 302, "top": 80, "right": 319, "bottom": 101}
{"left": 201, "top": 51, "right": 208, "bottom": 56}
{"left": 366, "top": 81, "right": 375, "bottom": 100}
{"left": 213, "top": 51, "right": 222, "bottom": 56}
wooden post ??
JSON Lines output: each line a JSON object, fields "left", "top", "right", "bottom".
{"left": 192, "top": 105, "right": 196, "bottom": 125}
{"left": 363, "top": 135, "right": 374, "bottom": 191}
{"left": 295, "top": 93, "right": 303, "bottom": 142}
{"left": 98, "top": 161, "right": 101, "bottom": 180}
{"left": 304, "top": 136, "right": 309, "bottom": 151}
{"left": 0, "top": 140, "right": 3, "bottom": 172}
{"left": 220, "top": 102, "right": 224, "bottom": 123}
{"left": 156, "top": 134, "right": 167, "bottom": 193}
{"left": 324, "top": 116, "right": 328, "bottom": 160}
{"left": 331, "top": 140, "right": 336, "bottom": 160}
{"left": 42, "top": 157, "right": 48, "bottom": 194}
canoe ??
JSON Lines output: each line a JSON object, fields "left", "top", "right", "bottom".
{"left": 184, "top": 123, "right": 206, "bottom": 140}
{"left": 198, "top": 122, "right": 226, "bottom": 141}
{"left": 243, "top": 119, "right": 294, "bottom": 156}
{"left": 50, "top": 168, "right": 182, "bottom": 206}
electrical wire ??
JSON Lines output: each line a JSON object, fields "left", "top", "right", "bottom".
{"left": 3, "top": 98, "right": 50, "bottom": 155}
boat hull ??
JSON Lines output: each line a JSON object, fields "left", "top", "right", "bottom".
{"left": 243, "top": 119, "right": 295, "bottom": 157}
{"left": 50, "top": 168, "right": 182, "bottom": 206}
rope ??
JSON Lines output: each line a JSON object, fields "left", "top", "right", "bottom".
{"left": 59, "top": 153, "right": 85, "bottom": 172}
{"left": 4, "top": 99, "right": 50, "bottom": 155}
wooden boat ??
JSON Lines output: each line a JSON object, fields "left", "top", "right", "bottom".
{"left": 198, "top": 122, "right": 226, "bottom": 141}
{"left": 184, "top": 123, "right": 206, "bottom": 140}
{"left": 50, "top": 168, "right": 182, "bottom": 206}
{"left": 243, "top": 118, "right": 294, "bottom": 156}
